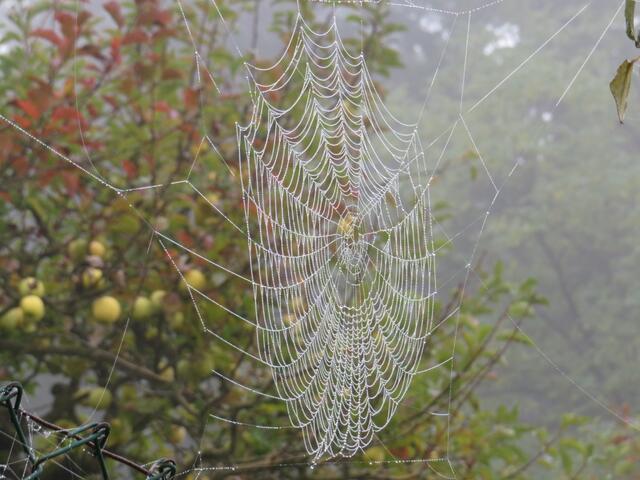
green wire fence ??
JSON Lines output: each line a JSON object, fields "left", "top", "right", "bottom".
{"left": 0, "top": 382, "right": 176, "bottom": 479}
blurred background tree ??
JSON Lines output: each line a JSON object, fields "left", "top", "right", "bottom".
{"left": 0, "top": 0, "right": 639, "bottom": 479}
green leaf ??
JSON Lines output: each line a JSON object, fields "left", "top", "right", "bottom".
{"left": 610, "top": 58, "right": 638, "bottom": 123}
{"left": 498, "top": 330, "right": 533, "bottom": 346}
{"left": 507, "top": 301, "right": 533, "bottom": 319}
{"left": 625, "top": 0, "right": 639, "bottom": 46}
{"left": 108, "top": 213, "right": 141, "bottom": 235}
{"left": 561, "top": 412, "right": 587, "bottom": 428}
{"left": 560, "top": 449, "right": 573, "bottom": 474}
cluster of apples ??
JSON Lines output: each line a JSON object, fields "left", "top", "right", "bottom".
{"left": 0, "top": 276, "right": 47, "bottom": 331}
{"left": 130, "top": 268, "right": 207, "bottom": 322}
{"left": 73, "top": 239, "right": 125, "bottom": 324}
{"left": 130, "top": 269, "right": 210, "bottom": 381}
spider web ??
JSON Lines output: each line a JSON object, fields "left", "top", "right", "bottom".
{"left": 237, "top": 14, "right": 436, "bottom": 460}
{"left": 1, "top": 0, "right": 638, "bottom": 477}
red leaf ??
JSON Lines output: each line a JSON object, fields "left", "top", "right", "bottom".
{"left": 122, "top": 29, "right": 148, "bottom": 45}
{"left": 152, "top": 10, "right": 172, "bottom": 26}
{"left": 612, "top": 435, "right": 630, "bottom": 445}
{"left": 122, "top": 159, "right": 137, "bottom": 179}
{"left": 81, "top": 77, "right": 97, "bottom": 89}
{"left": 0, "top": 134, "right": 14, "bottom": 156}
{"left": 39, "top": 169, "right": 58, "bottom": 188}
{"left": 183, "top": 88, "right": 199, "bottom": 110}
{"left": 51, "top": 106, "right": 75, "bottom": 121}
{"left": 12, "top": 115, "right": 31, "bottom": 129}
{"left": 15, "top": 99, "right": 40, "bottom": 119}
{"left": 78, "top": 44, "right": 104, "bottom": 60}
{"left": 154, "top": 101, "right": 170, "bottom": 113}
{"left": 87, "top": 103, "right": 99, "bottom": 118}
{"left": 0, "top": 191, "right": 11, "bottom": 203}
{"left": 11, "top": 157, "right": 29, "bottom": 176}
{"left": 104, "top": 1, "right": 124, "bottom": 27}
{"left": 177, "top": 230, "right": 194, "bottom": 248}
{"left": 389, "top": 447, "right": 411, "bottom": 460}
{"left": 55, "top": 11, "right": 77, "bottom": 40}
{"left": 27, "top": 81, "right": 54, "bottom": 113}
{"left": 54, "top": 12, "right": 77, "bottom": 50}
{"left": 220, "top": 93, "right": 241, "bottom": 101}
{"left": 62, "top": 171, "right": 80, "bottom": 195}
{"left": 31, "top": 28, "right": 64, "bottom": 48}
{"left": 77, "top": 10, "right": 91, "bottom": 27}
{"left": 162, "top": 68, "right": 182, "bottom": 80}
{"left": 145, "top": 153, "right": 155, "bottom": 170}
{"left": 51, "top": 106, "right": 86, "bottom": 129}
{"left": 54, "top": 11, "right": 74, "bottom": 27}
{"left": 164, "top": 248, "right": 178, "bottom": 260}
{"left": 103, "top": 95, "right": 119, "bottom": 109}
{"left": 111, "top": 36, "right": 121, "bottom": 64}
{"left": 153, "top": 28, "right": 176, "bottom": 41}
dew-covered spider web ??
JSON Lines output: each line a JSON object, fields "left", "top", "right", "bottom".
{"left": 2, "top": 0, "right": 639, "bottom": 477}
{"left": 236, "top": 14, "right": 436, "bottom": 460}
